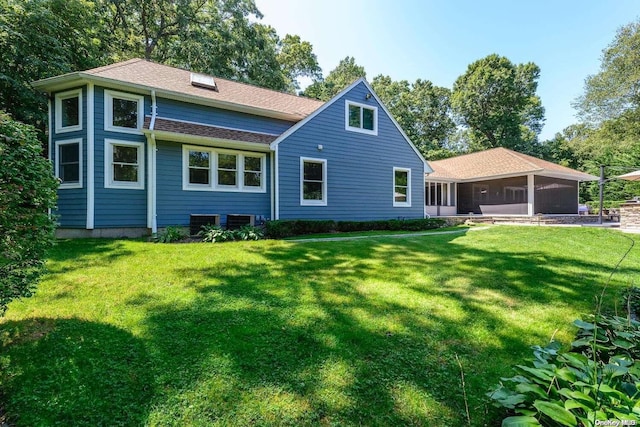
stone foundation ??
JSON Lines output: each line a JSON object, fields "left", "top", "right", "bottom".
{"left": 621, "top": 203, "right": 640, "bottom": 230}
{"left": 440, "top": 215, "right": 601, "bottom": 226}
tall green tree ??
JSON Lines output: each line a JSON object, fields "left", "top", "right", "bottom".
{"left": 0, "top": 111, "right": 58, "bottom": 315}
{"left": 371, "top": 75, "right": 456, "bottom": 159}
{"left": 575, "top": 19, "right": 640, "bottom": 124}
{"left": 0, "top": 0, "right": 107, "bottom": 126}
{"left": 303, "top": 56, "right": 366, "bottom": 100}
{"left": 451, "top": 54, "right": 545, "bottom": 153}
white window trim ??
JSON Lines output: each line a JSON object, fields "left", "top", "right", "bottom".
{"left": 104, "top": 139, "right": 145, "bottom": 190}
{"left": 345, "top": 100, "right": 378, "bottom": 136}
{"left": 55, "top": 138, "right": 83, "bottom": 189}
{"left": 393, "top": 167, "right": 411, "bottom": 207}
{"left": 104, "top": 89, "right": 145, "bottom": 134}
{"left": 181, "top": 145, "right": 266, "bottom": 193}
{"left": 55, "top": 89, "right": 83, "bottom": 134}
{"left": 300, "top": 157, "right": 327, "bottom": 206}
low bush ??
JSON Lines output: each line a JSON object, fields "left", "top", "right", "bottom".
{"left": 585, "top": 200, "right": 627, "bottom": 213}
{"left": 489, "top": 314, "right": 640, "bottom": 426}
{"left": 199, "top": 225, "right": 264, "bottom": 242}
{"left": 156, "top": 226, "right": 187, "bottom": 243}
{"left": 265, "top": 218, "right": 446, "bottom": 238}
{"left": 621, "top": 286, "right": 640, "bottom": 319}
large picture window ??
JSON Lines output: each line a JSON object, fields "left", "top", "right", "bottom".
{"left": 105, "top": 139, "right": 145, "bottom": 189}
{"left": 393, "top": 167, "right": 411, "bottom": 207}
{"left": 182, "top": 145, "right": 266, "bottom": 192}
{"left": 345, "top": 100, "right": 377, "bottom": 135}
{"left": 105, "top": 90, "right": 144, "bottom": 133}
{"left": 55, "top": 139, "right": 82, "bottom": 189}
{"left": 55, "top": 89, "right": 82, "bottom": 133}
{"left": 300, "top": 157, "right": 327, "bottom": 206}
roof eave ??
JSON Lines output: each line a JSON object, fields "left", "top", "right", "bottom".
{"left": 32, "top": 73, "right": 308, "bottom": 122}
{"left": 143, "top": 128, "right": 273, "bottom": 152}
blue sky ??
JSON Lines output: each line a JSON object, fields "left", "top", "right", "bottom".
{"left": 255, "top": 0, "right": 640, "bottom": 140}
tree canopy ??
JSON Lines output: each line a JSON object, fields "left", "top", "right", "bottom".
{"left": 574, "top": 18, "right": 640, "bottom": 124}
{"left": 451, "top": 54, "right": 545, "bottom": 154}
{"left": 302, "top": 56, "right": 366, "bottom": 101}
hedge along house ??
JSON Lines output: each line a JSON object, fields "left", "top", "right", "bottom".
{"left": 33, "top": 59, "right": 430, "bottom": 237}
{"left": 425, "top": 148, "right": 598, "bottom": 217}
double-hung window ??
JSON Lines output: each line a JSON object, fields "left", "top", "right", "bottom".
{"left": 182, "top": 146, "right": 265, "bottom": 192}
{"left": 393, "top": 167, "right": 411, "bottom": 207}
{"left": 105, "top": 90, "right": 144, "bottom": 133}
{"left": 105, "top": 139, "right": 145, "bottom": 189}
{"left": 55, "top": 89, "right": 82, "bottom": 133}
{"left": 345, "top": 100, "right": 377, "bottom": 135}
{"left": 55, "top": 139, "right": 82, "bottom": 189}
{"left": 300, "top": 157, "right": 327, "bottom": 206}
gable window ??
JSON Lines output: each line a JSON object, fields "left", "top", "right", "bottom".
{"left": 55, "top": 139, "right": 82, "bottom": 189}
{"left": 300, "top": 157, "right": 327, "bottom": 206}
{"left": 345, "top": 100, "right": 377, "bottom": 135}
{"left": 105, "top": 90, "right": 144, "bottom": 133}
{"left": 105, "top": 139, "right": 144, "bottom": 189}
{"left": 393, "top": 167, "right": 411, "bottom": 207}
{"left": 182, "top": 145, "right": 266, "bottom": 192}
{"left": 55, "top": 89, "right": 82, "bottom": 133}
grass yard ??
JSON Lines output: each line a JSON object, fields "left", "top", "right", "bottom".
{"left": 0, "top": 226, "right": 638, "bottom": 426}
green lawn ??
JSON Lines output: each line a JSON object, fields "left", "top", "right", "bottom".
{"left": 0, "top": 226, "right": 638, "bottom": 426}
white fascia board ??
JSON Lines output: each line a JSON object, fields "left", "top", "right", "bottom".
{"left": 143, "top": 129, "right": 272, "bottom": 153}
{"left": 33, "top": 74, "right": 306, "bottom": 123}
{"left": 537, "top": 170, "right": 600, "bottom": 182}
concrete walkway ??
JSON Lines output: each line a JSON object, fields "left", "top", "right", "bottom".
{"left": 287, "top": 226, "right": 489, "bottom": 243}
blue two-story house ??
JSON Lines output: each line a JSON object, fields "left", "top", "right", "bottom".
{"left": 33, "top": 59, "right": 431, "bottom": 237}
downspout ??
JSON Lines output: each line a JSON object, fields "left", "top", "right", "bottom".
{"left": 274, "top": 144, "right": 280, "bottom": 220}
{"left": 47, "top": 98, "right": 52, "bottom": 218}
{"left": 86, "top": 83, "right": 95, "bottom": 229}
{"left": 147, "top": 90, "right": 158, "bottom": 235}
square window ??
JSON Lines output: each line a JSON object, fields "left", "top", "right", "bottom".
{"left": 345, "top": 101, "right": 377, "bottom": 135}
{"left": 244, "top": 156, "right": 262, "bottom": 188}
{"left": 105, "top": 139, "right": 144, "bottom": 189}
{"left": 105, "top": 90, "right": 144, "bottom": 133}
{"left": 217, "top": 153, "right": 237, "bottom": 186}
{"left": 188, "top": 150, "right": 210, "bottom": 185}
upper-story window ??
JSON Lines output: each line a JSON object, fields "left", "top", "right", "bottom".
{"left": 55, "top": 89, "right": 82, "bottom": 133}
{"left": 345, "top": 100, "right": 377, "bottom": 135}
{"left": 104, "top": 90, "right": 144, "bottom": 133}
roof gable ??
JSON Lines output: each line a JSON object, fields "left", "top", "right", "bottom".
{"left": 428, "top": 147, "right": 598, "bottom": 182}
{"left": 270, "top": 78, "right": 430, "bottom": 172}
{"left": 33, "top": 59, "right": 324, "bottom": 122}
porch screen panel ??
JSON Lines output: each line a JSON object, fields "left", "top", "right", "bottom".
{"left": 534, "top": 176, "right": 578, "bottom": 214}
{"left": 457, "top": 177, "right": 528, "bottom": 214}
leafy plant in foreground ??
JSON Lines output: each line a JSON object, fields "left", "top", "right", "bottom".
{"left": 489, "top": 315, "right": 640, "bottom": 426}
{"left": 156, "top": 226, "right": 186, "bottom": 243}
{"left": 199, "top": 225, "right": 234, "bottom": 243}
{"left": 232, "top": 225, "right": 264, "bottom": 241}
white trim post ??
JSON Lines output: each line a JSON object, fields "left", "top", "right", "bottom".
{"left": 527, "top": 174, "right": 535, "bottom": 216}
{"left": 86, "top": 83, "right": 95, "bottom": 229}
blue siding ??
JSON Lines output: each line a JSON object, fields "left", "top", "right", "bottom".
{"left": 155, "top": 140, "right": 271, "bottom": 227}
{"left": 156, "top": 98, "right": 294, "bottom": 135}
{"left": 93, "top": 86, "right": 148, "bottom": 228}
{"left": 277, "top": 82, "right": 425, "bottom": 220}
{"left": 52, "top": 86, "right": 87, "bottom": 228}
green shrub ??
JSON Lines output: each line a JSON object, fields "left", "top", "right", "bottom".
{"left": 0, "top": 112, "right": 58, "bottom": 315}
{"left": 621, "top": 286, "right": 640, "bottom": 318}
{"left": 489, "top": 314, "right": 640, "bottom": 426}
{"left": 199, "top": 225, "right": 234, "bottom": 243}
{"left": 232, "top": 225, "right": 264, "bottom": 241}
{"left": 585, "top": 200, "right": 627, "bottom": 213}
{"left": 265, "top": 218, "right": 446, "bottom": 238}
{"left": 156, "top": 226, "right": 187, "bottom": 243}
{"left": 265, "top": 220, "right": 336, "bottom": 238}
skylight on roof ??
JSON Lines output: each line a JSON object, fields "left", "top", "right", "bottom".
{"left": 190, "top": 73, "right": 217, "bottom": 91}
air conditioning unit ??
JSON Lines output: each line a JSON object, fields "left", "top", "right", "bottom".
{"left": 189, "top": 214, "right": 220, "bottom": 235}
{"left": 226, "top": 214, "right": 255, "bottom": 230}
